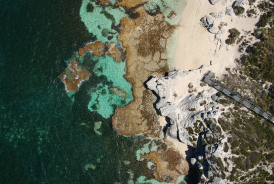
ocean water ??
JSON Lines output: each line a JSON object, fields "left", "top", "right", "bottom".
{"left": 0, "top": 0, "right": 152, "bottom": 183}
{"left": 0, "top": 0, "right": 189, "bottom": 183}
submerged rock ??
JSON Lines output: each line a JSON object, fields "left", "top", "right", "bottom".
{"left": 168, "top": 11, "right": 177, "bottom": 19}
{"left": 85, "top": 163, "right": 96, "bottom": 170}
{"left": 109, "top": 87, "right": 128, "bottom": 99}
{"left": 94, "top": 121, "right": 102, "bottom": 135}
{"left": 123, "top": 160, "right": 131, "bottom": 165}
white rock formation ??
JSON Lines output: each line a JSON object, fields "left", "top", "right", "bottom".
{"left": 206, "top": 15, "right": 215, "bottom": 25}
{"left": 147, "top": 69, "right": 231, "bottom": 183}
{"left": 209, "top": 0, "right": 221, "bottom": 5}
{"left": 146, "top": 69, "right": 221, "bottom": 145}
{"left": 234, "top": 0, "right": 244, "bottom": 7}
{"left": 209, "top": 26, "right": 219, "bottom": 34}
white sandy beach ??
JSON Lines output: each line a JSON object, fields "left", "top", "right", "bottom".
{"left": 175, "top": 0, "right": 260, "bottom": 76}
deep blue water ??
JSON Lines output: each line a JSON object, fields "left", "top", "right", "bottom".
{"left": 0, "top": 0, "right": 153, "bottom": 183}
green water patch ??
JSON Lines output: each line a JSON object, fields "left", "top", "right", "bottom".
{"left": 88, "top": 55, "right": 133, "bottom": 118}
{"left": 80, "top": 0, "right": 128, "bottom": 43}
{"left": 144, "top": 0, "right": 187, "bottom": 25}
{"left": 66, "top": 53, "right": 133, "bottom": 119}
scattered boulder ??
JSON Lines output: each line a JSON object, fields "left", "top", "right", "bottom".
{"left": 210, "top": 12, "right": 224, "bottom": 18}
{"left": 206, "top": 15, "right": 215, "bottom": 25}
{"left": 209, "top": 26, "right": 218, "bottom": 34}
{"left": 226, "top": 7, "right": 234, "bottom": 16}
{"left": 233, "top": 0, "right": 244, "bottom": 7}
{"left": 221, "top": 29, "right": 226, "bottom": 34}
{"left": 200, "top": 17, "right": 209, "bottom": 27}
{"left": 209, "top": 0, "right": 221, "bottom": 5}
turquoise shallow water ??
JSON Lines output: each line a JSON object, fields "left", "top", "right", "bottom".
{"left": 87, "top": 55, "right": 134, "bottom": 119}
{"left": 80, "top": 0, "right": 128, "bottom": 43}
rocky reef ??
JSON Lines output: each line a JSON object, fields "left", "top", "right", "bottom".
{"left": 58, "top": 61, "right": 91, "bottom": 92}
{"left": 112, "top": 6, "right": 175, "bottom": 137}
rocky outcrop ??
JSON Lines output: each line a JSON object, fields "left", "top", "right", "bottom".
{"left": 209, "top": 0, "right": 221, "bottom": 5}
{"left": 116, "top": 0, "right": 149, "bottom": 9}
{"left": 146, "top": 69, "right": 222, "bottom": 144}
{"left": 225, "top": 7, "right": 235, "bottom": 17}
{"left": 99, "top": 0, "right": 110, "bottom": 5}
{"left": 146, "top": 70, "right": 230, "bottom": 183}
{"left": 209, "top": 26, "right": 218, "bottom": 34}
{"left": 94, "top": 121, "right": 102, "bottom": 135}
{"left": 233, "top": 0, "right": 244, "bottom": 7}
{"left": 78, "top": 41, "right": 104, "bottom": 57}
{"left": 106, "top": 42, "right": 121, "bottom": 62}
{"left": 112, "top": 7, "right": 175, "bottom": 137}
{"left": 141, "top": 148, "right": 188, "bottom": 183}
{"left": 78, "top": 41, "right": 121, "bottom": 62}
{"left": 58, "top": 61, "right": 91, "bottom": 92}
{"left": 200, "top": 14, "right": 222, "bottom": 34}
{"left": 206, "top": 15, "right": 215, "bottom": 25}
